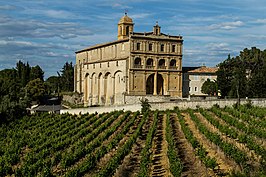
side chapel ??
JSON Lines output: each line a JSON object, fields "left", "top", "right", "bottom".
{"left": 74, "top": 13, "right": 183, "bottom": 106}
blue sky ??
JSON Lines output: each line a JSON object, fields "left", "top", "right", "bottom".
{"left": 1, "top": 0, "right": 266, "bottom": 78}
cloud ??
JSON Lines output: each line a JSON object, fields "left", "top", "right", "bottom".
{"left": 111, "top": 3, "right": 131, "bottom": 9}
{"left": 206, "top": 43, "right": 230, "bottom": 52}
{"left": 254, "top": 19, "right": 266, "bottom": 24}
{"left": 0, "top": 5, "right": 16, "bottom": 10}
{"left": 23, "top": 8, "right": 79, "bottom": 20}
{"left": 208, "top": 21, "right": 244, "bottom": 30}
{"left": 131, "top": 13, "right": 152, "bottom": 19}
{"left": 0, "top": 17, "right": 92, "bottom": 39}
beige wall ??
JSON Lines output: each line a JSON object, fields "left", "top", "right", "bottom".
{"left": 75, "top": 41, "right": 130, "bottom": 106}
{"left": 188, "top": 74, "right": 217, "bottom": 96}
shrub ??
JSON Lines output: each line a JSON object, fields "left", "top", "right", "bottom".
{"left": 140, "top": 98, "right": 151, "bottom": 114}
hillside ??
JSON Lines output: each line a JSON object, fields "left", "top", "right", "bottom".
{"left": 1, "top": 105, "right": 266, "bottom": 176}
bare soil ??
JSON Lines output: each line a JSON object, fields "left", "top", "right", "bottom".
{"left": 84, "top": 114, "right": 142, "bottom": 176}
{"left": 147, "top": 113, "right": 171, "bottom": 177}
{"left": 195, "top": 112, "right": 261, "bottom": 165}
{"left": 170, "top": 113, "right": 214, "bottom": 177}
{"left": 113, "top": 114, "right": 153, "bottom": 177}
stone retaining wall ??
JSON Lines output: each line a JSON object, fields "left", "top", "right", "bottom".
{"left": 60, "top": 98, "right": 266, "bottom": 115}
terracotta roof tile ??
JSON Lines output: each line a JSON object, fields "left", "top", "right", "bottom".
{"left": 188, "top": 66, "right": 218, "bottom": 73}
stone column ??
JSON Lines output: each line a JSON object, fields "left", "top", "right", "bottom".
{"left": 143, "top": 72, "right": 146, "bottom": 93}
{"left": 166, "top": 72, "right": 170, "bottom": 95}
{"left": 144, "top": 56, "right": 147, "bottom": 69}
{"left": 84, "top": 77, "right": 87, "bottom": 101}
{"left": 179, "top": 72, "right": 182, "bottom": 95}
{"left": 112, "top": 76, "right": 115, "bottom": 104}
{"left": 89, "top": 77, "right": 92, "bottom": 105}
{"left": 153, "top": 72, "right": 157, "bottom": 95}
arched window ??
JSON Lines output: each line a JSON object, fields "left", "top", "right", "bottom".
{"left": 120, "top": 26, "right": 122, "bottom": 35}
{"left": 169, "top": 59, "right": 177, "bottom": 69}
{"left": 158, "top": 59, "right": 166, "bottom": 69}
{"left": 170, "top": 59, "right": 176, "bottom": 66}
{"left": 126, "top": 26, "right": 129, "bottom": 36}
{"left": 146, "top": 58, "right": 154, "bottom": 69}
{"left": 146, "top": 58, "right": 153, "bottom": 66}
{"left": 134, "top": 57, "right": 142, "bottom": 68}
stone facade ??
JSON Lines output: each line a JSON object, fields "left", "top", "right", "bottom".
{"left": 75, "top": 13, "right": 183, "bottom": 106}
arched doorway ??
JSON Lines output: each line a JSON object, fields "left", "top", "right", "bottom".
{"left": 146, "top": 73, "right": 164, "bottom": 95}
{"left": 146, "top": 74, "right": 154, "bottom": 94}
{"left": 105, "top": 72, "right": 113, "bottom": 104}
{"left": 114, "top": 71, "right": 124, "bottom": 104}
{"left": 91, "top": 73, "right": 98, "bottom": 105}
{"left": 157, "top": 74, "right": 164, "bottom": 95}
{"left": 84, "top": 73, "right": 89, "bottom": 101}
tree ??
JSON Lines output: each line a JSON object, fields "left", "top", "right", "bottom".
{"left": 217, "top": 54, "right": 233, "bottom": 98}
{"left": 25, "top": 78, "right": 46, "bottom": 103}
{"left": 30, "top": 65, "right": 44, "bottom": 81}
{"left": 60, "top": 62, "right": 74, "bottom": 92}
{"left": 45, "top": 76, "right": 60, "bottom": 94}
{"left": 217, "top": 47, "right": 266, "bottom": 98}
{"left": 201, "top": 79, "right": 217, "bottom": 96}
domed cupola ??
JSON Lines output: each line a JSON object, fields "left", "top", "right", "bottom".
{"left": 118, "top": 13, "right": 134, "bottom": 40}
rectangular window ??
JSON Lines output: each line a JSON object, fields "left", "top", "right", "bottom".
{"left": 172, "top": 45, "right": 176, "bottom": 52}
{"left": 195, "top": 87, "right": 198, "bottom": 92}
{"left": 137, "top": 42, "right": 141, "bottom": 50}
{"left": 149, "top": 43, "right": 153, "bottom": 51}
{"left": 160, "top": 44, "right": 164, "bottom": 52}
{"left": 189, "top": 87, "right": 191, "bottom": 92}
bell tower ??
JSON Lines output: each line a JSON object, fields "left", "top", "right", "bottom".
{"left": 118, "top": 13, "right": 134, "bottom": 40}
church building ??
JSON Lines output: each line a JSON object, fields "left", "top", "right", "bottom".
{"left": 74, "top": 13, "right": 183, "bottom": 106}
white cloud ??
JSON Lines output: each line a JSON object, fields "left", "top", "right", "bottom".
{"left": 206, "top": 43, "right": 230, "bottom": 51}
{"left": 208, "top": 21, "right": 244, "bottom": 30}
{"left": 254, "top": 19, "right": 266, "bottom": 24}
{"left": 131, "top": 13, "right": 152, "bottom": 19}
{"left": 44, "top": 10, "right": 76, "bottom": 19}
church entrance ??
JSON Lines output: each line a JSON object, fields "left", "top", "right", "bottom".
{"left": 146, "top": 74, "right": 154, "bottom": 94}
{"left": 146, "top": 73, "right": 164, "bottom": 95}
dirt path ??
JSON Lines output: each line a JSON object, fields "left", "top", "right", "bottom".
{"left": 182, "top": 112, "right": 240, "bottom": 175}
{"left": 170, "top": 113, "right": 213, "bottom": 177}
{"left": 113, "top": 115, "right": 153, "bottom": 177}
{"left": 150, "top": 113, "right": 172, "bottom": 177}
